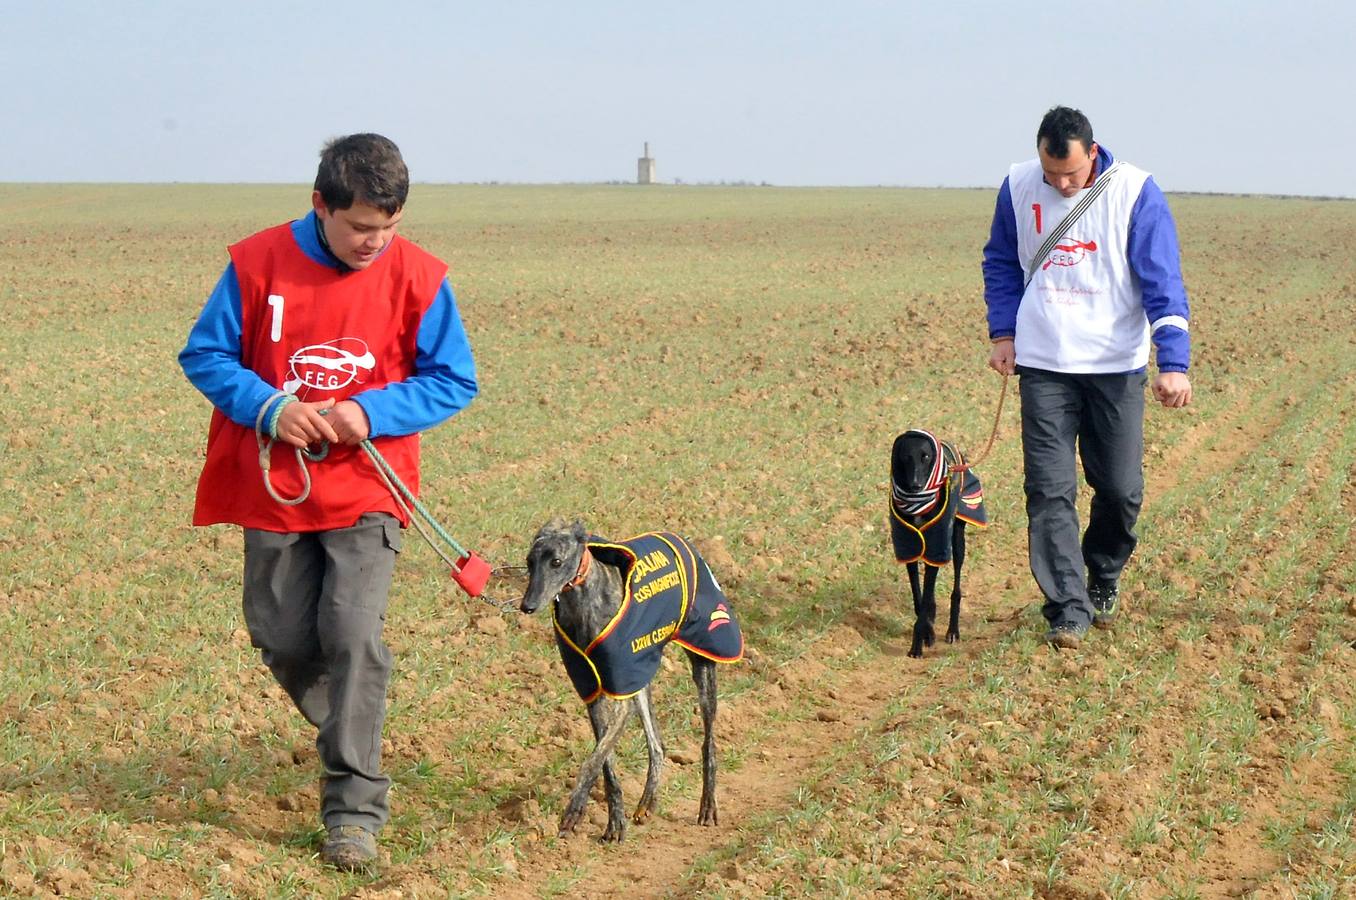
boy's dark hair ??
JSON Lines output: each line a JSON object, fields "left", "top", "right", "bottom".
{"left": 1037, "top": 107, "right": 1094, "bottom": 158}
{"left": 314, "top": 133, "right": 409, "bottom": 214}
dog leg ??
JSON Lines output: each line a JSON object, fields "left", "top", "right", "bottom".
{"left": 632, "top": 685, "right": 664, "bottom": 824}
{"left": 907, "top": 561, "right": 927, "bottom": 658}
{"left": 559, "top": 698, "right": 632, "bottom": 841}
{"left": 691, "top": 654, "right": 720, "bottom": 826}
{"left": 947, "top": 523, "right": 966, "bottom": 643}
{"left": 921, "top": 564, "right": 940, "bottom": 647}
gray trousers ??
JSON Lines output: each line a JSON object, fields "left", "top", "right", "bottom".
{"left": 242, "top": 512, "right": 402, "bottom": 833}
{"left": 1019, "top": 370, "right": 1145, "bottom": 629}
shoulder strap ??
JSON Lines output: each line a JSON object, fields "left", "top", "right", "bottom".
{"left": 1025, "top": 161, "right": 1124, "bottom": 286}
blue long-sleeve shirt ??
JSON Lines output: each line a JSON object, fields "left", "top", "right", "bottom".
{"left": 981, "top": 146, "right": 1191, "bottom": 373}
{"left": 180, "top": 210, "right": 477, "bottom": 436}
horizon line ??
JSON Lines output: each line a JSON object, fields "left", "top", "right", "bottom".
{"left": 2, "top": 180, "right": 1352, "bottom": 202}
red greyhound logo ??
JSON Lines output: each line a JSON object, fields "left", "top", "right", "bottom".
{"left": 1042, "top": 238, "right": 1099, "bottom": 270}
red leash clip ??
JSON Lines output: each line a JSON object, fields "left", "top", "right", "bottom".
{"left": 452, "top": 551, "right": 493, "bottom": 598}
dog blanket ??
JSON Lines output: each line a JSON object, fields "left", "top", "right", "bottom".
{"left": 554, "top": 532, "right": 743, "bottom": 704}
{"left": 890, "top": 430, "right": 989, "bottom": 566}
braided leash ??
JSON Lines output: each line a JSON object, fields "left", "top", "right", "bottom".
{"left": 354, "top": 438, "right": 520, "bottom": 613}
{"left": 254, "top": 392, "right": 518, "bottom": 612}
{"left": 950, "top": 372, "right": 1009, "bottom": 474}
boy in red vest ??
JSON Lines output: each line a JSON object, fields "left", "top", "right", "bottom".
{"left": 179, "top": 133, "right": 477, "bottom": 870}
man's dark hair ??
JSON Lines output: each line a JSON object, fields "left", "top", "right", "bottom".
{"left": 314, "top": 133, "right": 409, "bottom": 214}
{"left": 1037, "top": 107, "right": 1094, "bottom": 158}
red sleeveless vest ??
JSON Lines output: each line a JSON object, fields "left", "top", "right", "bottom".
{"left": 193, "top": 223, "right": 447, "bottom": 532}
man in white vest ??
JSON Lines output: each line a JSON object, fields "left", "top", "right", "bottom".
{"left": 982, "top": 106, "right": 1192, "bottom": 649}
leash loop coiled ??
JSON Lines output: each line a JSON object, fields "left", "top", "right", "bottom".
{"left": 255, "top": 391, "right": 328, "bottom": 506}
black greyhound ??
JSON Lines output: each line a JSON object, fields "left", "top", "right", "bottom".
{"left": 519, "top": 518, "right": 742, "bottom": 841}
{"left": 889, "top": 430, "right": 989, "bottom": 658}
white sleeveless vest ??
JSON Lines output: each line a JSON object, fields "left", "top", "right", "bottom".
{"left": 1007, "top": 158, "right": 1151, "bottom": 373}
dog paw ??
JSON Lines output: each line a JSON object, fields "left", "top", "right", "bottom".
{"left": 946, "top": 631, "right": 960, "bottom": 643}
{"left": 697, "top": 803, "right": 719, "bottom": 827}
{"left": 558, "top": 808, "right": 585, "bottom": 835}
{"left": 908, "top": 646, "right": 923, "bottom": 659}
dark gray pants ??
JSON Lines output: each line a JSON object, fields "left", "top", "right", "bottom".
{"left": 243, "top": 512, "right": 401, "bottom": 833}
{"left": 1019, "top": 370, "right": 1145, "bottom": 629}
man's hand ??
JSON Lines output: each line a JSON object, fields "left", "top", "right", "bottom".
{"left": 1153, "top": 371, "right": 1192, "bottom": 408}
{"left": 988, "top": 338, "right": 1016, "bottom": 376}
{"left": 275, "top": 398, "right": 339, "bottom": 448}
{"left": 325, "top": 400, "right": 371, "bottom": 445}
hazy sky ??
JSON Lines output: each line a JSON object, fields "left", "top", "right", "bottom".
{"left": 3, "top": 0, "right": 1352, "bottom": 196}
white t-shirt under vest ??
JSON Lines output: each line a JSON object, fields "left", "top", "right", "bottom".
{"left": 1007, "top": 159, "right": 1151, "bottom": 373}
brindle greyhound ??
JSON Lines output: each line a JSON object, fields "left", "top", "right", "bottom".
{"left": 889, "top": 430, "right": 989, "bottom": 658}
{"left": 519, "top": 518, "right": 726, "bottom": 842}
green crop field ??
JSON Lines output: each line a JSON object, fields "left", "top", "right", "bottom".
{"left": 1, "top": 183, "right": 1354, "bottom": 898}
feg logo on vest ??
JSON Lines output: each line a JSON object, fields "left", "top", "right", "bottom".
{"left": 282, "top": 337, "right": 376, "bottom": 394}
{"left": 1042, "top": 237, "right": 1099, "bottom": 272}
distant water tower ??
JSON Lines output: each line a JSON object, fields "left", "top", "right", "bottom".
{"left": 637, "top": 142, "right": 656, "bottom": 185}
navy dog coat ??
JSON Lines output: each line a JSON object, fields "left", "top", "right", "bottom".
{"left": 553, "top": 532, "right": 743, "bottom": 704}
{"left": 889, "top": 431, "right": 989, "bottom": 566}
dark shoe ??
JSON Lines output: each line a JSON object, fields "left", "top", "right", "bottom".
{"left": 321, "top": 825, "right": 377, "bottom": 871}
{"left": 1090, "top": 581, "right": 1120, "bottom": 630}
{"left": 1045, "top": 624, "right": 1087, "bottom": 650}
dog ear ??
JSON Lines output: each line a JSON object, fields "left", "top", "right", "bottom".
{"left": 569, "top": 519, "right": 588, "bottom": 543}
{"left": 537, "top": 517, "right": 567, "bottom": 541}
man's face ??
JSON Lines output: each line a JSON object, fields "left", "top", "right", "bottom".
{"left": 1038, "top": 139, "right": 1098, "bottom": 198}
{"left": 312, "top": 191, "right": 403, "bottom": 270}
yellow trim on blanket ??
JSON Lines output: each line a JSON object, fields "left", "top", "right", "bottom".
{"left": 653, "top": 533, "right": 693, "bottom": 634}
{"left": 671, "top": 638, "right": 744, "bottom": 663}
{"left": 562, "top": 532, "right": 702, "bottom": 704}
{"left": 891, "top": 473, "right": 955, "bottom": 566}
{"left": 552, "top": 614, "right": 603, "bottom": 704}
{"left": 577, "top": 536, "right": 645, "bottom": 654}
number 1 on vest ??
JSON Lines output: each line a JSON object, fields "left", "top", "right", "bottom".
{"left": 267, "top": 294, "right": 284, "bottom": 342}
{"left": 1032, "top": 203, "right": 1042, "bottom": 234}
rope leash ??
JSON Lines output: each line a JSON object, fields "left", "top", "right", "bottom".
{"left": 950, "top": 372, "right": 1009, "bottom": 474}
{"left": 352, "top": 437, "right": 517, "bottom": 612}
{"left": 254, "top": 392, "right": 518, "bottom": 612}
{"left": 255, "top": 394, "right": 328, "bottom": 506}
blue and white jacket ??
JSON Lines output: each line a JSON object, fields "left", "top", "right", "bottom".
{"left": 982, "top": 146, "right": 1190, "bottom": 374}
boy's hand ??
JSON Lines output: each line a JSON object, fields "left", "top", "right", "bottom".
{"left": 275, "top": 398, "right": 339, "bottom": 448}
{"left": 326, "top": 400, "right": 371, "bottom": 445}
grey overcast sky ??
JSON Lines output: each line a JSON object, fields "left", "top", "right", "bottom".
{"left": 3, "top": 0, "right": 1352, "bottom": 196}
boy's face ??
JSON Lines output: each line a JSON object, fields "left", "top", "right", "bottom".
{"left": 312, "top": 191, "right": 403, "bottom": 270}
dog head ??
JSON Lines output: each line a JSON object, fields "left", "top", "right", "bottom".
{"left": 520, "top": 517, "right": 589, "bottom": 614}
{"left": 891, "top": 429, "right": 945, "bottom": 494}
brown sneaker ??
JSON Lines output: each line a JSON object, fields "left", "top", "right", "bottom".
{"left": 321, "top": 825, "right": 377, "bottom": 871}
{"left": 1045, "top": 624, "right": 1087, "bottom": 650}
